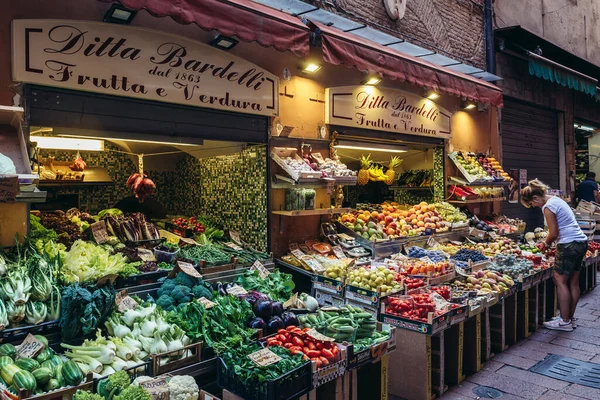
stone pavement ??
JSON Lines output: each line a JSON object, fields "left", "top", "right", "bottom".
{"left": 441, "top": 274, "right": 600, "bottom": 400}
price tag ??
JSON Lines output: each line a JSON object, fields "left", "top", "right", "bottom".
{"left": 431, "top": 292, "right": 450, "bottom": 311}
{"left": 419, "top": 256, "right": 433, "bottom": 264}
{"left": 332, "top": 246, "right": 347, "bottom": 260}
{"left": 16, "top": 334, "right": 45, "bottom": 359}
{"left": 299, "top": 244, "right": 311, "bottom": 254}
{"left": 140, "top": 377, "right": 170, "bottom": 400}
{"left": 489, "top": 231, "right": 499, "bottom": 240}
{"left": 248, "top": 348, "right": 281, "bottom": 366}
{"left": 91, "top": 221, "right": 109, "bottom": 244}
{"left": 0, "top": 175, "right": 18, "bottom": 202}
{"left": 306, "top": 328, "right": 335, "bottom": 342}
{"left": 137, "top": 248, "right": 156, "bottom": 262}
{"left": 303, "top": 257, "right": 325, "bottom": 273}
{"left": 427, "top": 236, "right": 440, "bottom": 249}
{"left": 455, "top": 266, "right": 470, "bottom": 277}
{"left": 283, "top": 293, "right": 298, "bottom": 308}
{"left": 290, "top": 249, "right": 305, "bottom": 259}
{"left": 197, "top": 297, "right": 216, "bottom": 309}
{"left": 179, "top": 237, "right": 199, "bottom": 246}
{"left": 320, "top": 306, "right": 340, "bottom": 312}
{"left": 115, "top": 290, "right": 139, "bottom": 312}
{"left": 229, "top": 230, "right": 243, "bottom": 245}
{"left": 289, "top": 243, "right": 299, "bottom": 251}
{"left": 250, "top": 260, "right": 270, "bottom": 279}
{"left": 337, "top": 233, "right": 354, "bottom": 241}
{"left": 171, "top": 261, "right": 202, "bottom": 279}
{"left": 226, "top": 285, "right": 248, "bottom": 296}
{"left": 224, "top": 242, "right": 243, "bottom": 251}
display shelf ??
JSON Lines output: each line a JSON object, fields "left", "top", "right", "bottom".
{"left": 448, "top": 177, "right": 510, "bottom": 187}
{"left": 16, "top": 188, "right": 47, "bottom": 203}
{"left": 271, "top": 174, "right": 356, "bottom": 189}
{"left": 272, "top": 208, "right": 352, "bottom": 216}
{"left": 38, "top": 167, "right": 113, "bottom": 186}
{"left": 389, "top": 186, "right": 433, "bottom": 190}
{"left": 448, "top": 197, "right": 506, "bottom": 204}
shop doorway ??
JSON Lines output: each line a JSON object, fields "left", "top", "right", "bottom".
{"left": 501, "top": 98, "right": 559, "bottom": 229}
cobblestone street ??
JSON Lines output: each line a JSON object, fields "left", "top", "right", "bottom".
{"left": 442, "top": 273, "right": 600, "bottom": 400}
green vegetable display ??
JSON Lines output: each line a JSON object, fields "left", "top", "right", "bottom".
{"left": 168, "top": 295, "right": 254, "bottom": 354}
{"left": 74, "top": 391, "right": 104, "bottom": 400}
{"left": 236, "top": 269, "right": 295, "bottom": 302}
{"left": 59, "top": 284, "right": 115, "bottom": 342}
{"left": 156, "top": 272, "right": 213, "bottom": 312}
{"left": 220, "top": 343, "right": 307, "bottom": 395}
{"left": 178, "top": 244, "right": 231, "bottom": 266}
{"left": 62, "top": 240, "right": 138, "bottom": 284}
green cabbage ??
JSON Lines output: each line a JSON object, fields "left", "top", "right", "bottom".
{"left": 62, "top": 240, "right": 136, "bottom": 283}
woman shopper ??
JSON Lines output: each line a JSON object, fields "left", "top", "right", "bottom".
{"left": 521, "top": 179, "right": 588, "bottom": 332}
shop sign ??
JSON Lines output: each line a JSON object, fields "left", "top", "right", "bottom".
{"left": 12, "top": 20, "right": 279, "bottom": 117}
{"left": 325, "top": 86, "right": 451, "bottom": 139}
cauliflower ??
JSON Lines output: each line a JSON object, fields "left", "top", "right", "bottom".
{"left": 168, "top": 375, "right": 199, "bottom": 400}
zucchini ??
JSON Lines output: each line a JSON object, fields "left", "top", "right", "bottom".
{"left": 33, "top": 335, "right": 49, "bottom": 347}
{"left": 44, "top": 378, "right": 60, "bottom": 392}
{"left": 32, "top": 368, "right": 52, "bottom": 385}
{"left": 36, "top": 348, "right": 54, "bottom": 363}
{"left": 0, "top": 344, "right": 17, "bottom": 359}
{"left": 12, "top": 370, "right": 36, "bottom": 392}
{"left": 15, "top": 358, "right": 40, "bottom": 372}
{"left": 1, "top": 364, "right": 22, "bottom": 385}
{"left": 61, "top": 360, "right": 83, "bottom": 386}
{"left": 0, "top": 356, "right": 13, "bottom": 368}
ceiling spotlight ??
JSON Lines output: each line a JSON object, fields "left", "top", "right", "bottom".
{"left": 103, "top": 4, "right": 137, "bottom": 25}
{"left": 424, "top": 89, "right": 440, "bottom": 100}
{"left": 302, "top": 63, "right": 322, "bottom": 73}
{"left": 209, "top": 35, "right": 239, "bottom": 51}
{"left": 363, "top": 76, "right": 382, "bottom": 86}
{"left": 461, "top": 100, "right": 477, "bottom": 110}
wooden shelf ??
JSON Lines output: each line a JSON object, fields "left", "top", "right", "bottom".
{"left": 16, "top": 188, "right": 47, "bottom": 203}
{"left": 38, "top": 167, "right": 113, "bottom": 187}
{"left": 448, "top": 197, "right": 506, "bottom": 204}
{"left": 271, "top": 175, "right": 357, "bottom": 189}
{"left": 448, "top": 177, "right": 510, "bottom": 187}
{"left": 272, "top": 208, "right": 352, "bottom": 217}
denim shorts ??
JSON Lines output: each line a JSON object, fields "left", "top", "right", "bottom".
{"left": 554, "top": 240, "right": 588, "bottom": 275}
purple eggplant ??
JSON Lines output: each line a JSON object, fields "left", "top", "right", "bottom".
{"left": 267, "top": 316, "right": 284, "bottom": 334}
{"left": 253, "top": 300, "right": 273, "bottom": 319}
{"left": 281, "top": 311, "right": 299, "bottom": 327}
{"left": 248, "top": 317, "right": 266, "bottom": 329}
{"left": 271, "top": 302, "right": 284, "bottom": 316}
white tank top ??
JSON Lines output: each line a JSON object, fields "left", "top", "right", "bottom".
{"left": 543, "top": 197, "right": 587, "bottom": 244}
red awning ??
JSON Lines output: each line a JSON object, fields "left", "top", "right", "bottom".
{"left": 102, "top": 0, "right": 310, "bottom": 58}
{"left": 311, "top": 21, "right": 503, "bottom": 107}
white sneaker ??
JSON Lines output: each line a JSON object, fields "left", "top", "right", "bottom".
{"left": 543, "top": 318, "right": 573, "bottom": 331}
{"left": 572, "top": 318, "right": 578, "bottom": 328}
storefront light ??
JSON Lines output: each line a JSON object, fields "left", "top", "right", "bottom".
{"left": 363, "top": 76, "right": 382, "bottom": 86}
{"left": 461, "top": 101, "right": 477, "bottom": 110}
{"left": 302, "top": 63, "right": 322, "bottom": 73}
{"left": 103, "top": 4, "right": 137, "bottom": 25}
{"left": 335, "top": 141, "right": 408, "bottom": 153}
{"left": 59, "top": 134, "right": 203, "bottom": 147}
{"left": 210, "top": 35, "right": 239, "bottom": 50}
{"left": 30, "top": 136, "right": 104, "bottom": 151}
{"left": 424, "top": 90, "right": 440, "bottom": 100}
{"left": 574, "top": 123, "right": 595, "bottom": 132}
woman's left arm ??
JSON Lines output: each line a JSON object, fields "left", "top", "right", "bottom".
{"left": 543, "top": 208, "right": 559, "bottom": 248}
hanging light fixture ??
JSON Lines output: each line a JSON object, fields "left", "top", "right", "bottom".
{"left": 30, "top": 136, "right": 104, "bottom": 151}
{"left": 103, "top": 4, "right": 137, "bottom": 25}
{"left": 210, "top": 35, "right": 239, "bottom": 51}
{"left": 335, "top": 140, "right": 408, "bottom": 153}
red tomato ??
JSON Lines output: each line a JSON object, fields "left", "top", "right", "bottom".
{"left": 286, "top": 325, "right": 298, "bottom": 331}
{"left": 316, "top": 342, "right": 324, "bottom": 350}
{"left": 277, "top": 329, "right": 287, "bottom": 335}
{"left": 307, "top": 342, "right": 316, "bottom": 351}
{"left": 313, "top": 357, "right": 322, "bottom": 368}
{"left": 276, "top": 334, "right": 287, "bottom": 343}
{"left": 307, "top": 350, "right": 321, "bottom": 358}
{"left": 332, "top": 346, "right": 339, "bottom": 355}
{"left": 321, "top": 349, "right": 334, "bottom": 359}
{"left": 319, "top": 356, "right": 329, "bottom": 366}
{"left": 283, "top": 343, "right": 293, "bottom": 349}
{"left": 292, "top": 337, "right": 305, "bottom": 347}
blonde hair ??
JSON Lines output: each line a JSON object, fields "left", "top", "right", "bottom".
{"left": 520, "top": 179, "right": 549, "bottom": 207}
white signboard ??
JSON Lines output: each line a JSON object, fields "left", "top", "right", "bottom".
{"left": 325, "top": 86, "right": 451, "bottom": 139}
{"left": 12, "top": 20, "right": 279, "bottom": 117}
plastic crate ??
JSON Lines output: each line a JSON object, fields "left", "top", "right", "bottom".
{"left": 154, "top": 247, "right": 180, "bottom": 263}
{"left": 217, "top": 357, "right": 311, "bottom": 400}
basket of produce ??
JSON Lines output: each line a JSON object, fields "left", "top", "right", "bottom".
{"left": 153, "top": 243, "right": 180, "bottom": 264}
{"left": 217, "top": 343, "right": 311, "bottom": 400}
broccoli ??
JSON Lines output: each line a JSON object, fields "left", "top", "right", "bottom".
{"left": 174, "top": 272, "right": 198, "bottom": 288}
{"left": 73, "top": 392, "right": 104, "bottom": 400}
{"left": 157, "top": 279, "right": 177, "bottom": 297}
{"left": 192, "top": 285, "right": 213, "bottom": 300}
{"left": 171, "top": 285, "right": 192, "bottom": 304}
{"left": 97, "top": 370, "right": 131, "bottom": 399}
{"left": 114, "top": 386, "right": 152, "bottom": 400}
{"left": 156, "top": 294, "right": 175, "bottom": 311}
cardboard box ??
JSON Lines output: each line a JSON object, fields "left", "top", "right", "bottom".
{"left": 312, "top": 275, "right": 345, "bottom": 307}
{"left": 380, "top": 308, "right": 450, "bottom": 335}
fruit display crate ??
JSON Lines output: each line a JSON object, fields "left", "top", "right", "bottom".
{"left": 312, "top": 275, "right": 346, "bottom": 308}
{"left": 334, "top": 222, "right": 402, "bottom": 259}
{"left": 379, "top": 307, "right": 451, "bottom": 335}
{"left": 345, "top": 323, "right": 397, "bottom": 370}
{"left": 448, "top": 152, "right": 494, "bottom": 184}
{"left": 271, "top": 147, "right": 322, "bottom": 181}
{"left": 217, "top": 357, "right": 312, "bottom": 400}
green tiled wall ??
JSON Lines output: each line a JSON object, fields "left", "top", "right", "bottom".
{"left": 393, "top": 189, "right": 434, "bottom": 204}
{"left": 433, "top": 147, "right": 445, "bottom": 202}
{"left": 174, "top": 147, "right": 268, "bottom": 251}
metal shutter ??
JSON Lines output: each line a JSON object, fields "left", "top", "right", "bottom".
{"left": 501, "top": 98, "right": 559, "bottom": 230}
